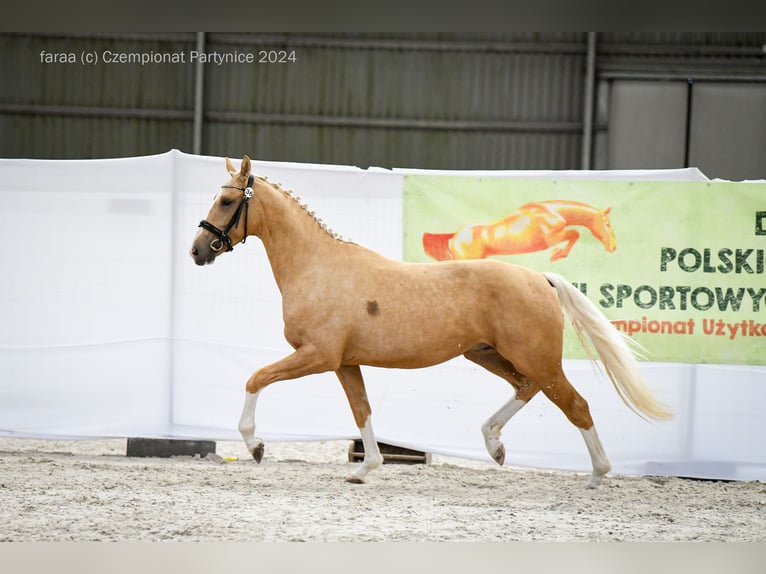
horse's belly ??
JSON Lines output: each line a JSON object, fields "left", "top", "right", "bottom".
{"left": 344, "top": 300, "right": 487, "bottom": 369}
{"left": 338, "top": 258, "right": 555, "bottom": 369}
{"left": 345, "top": 336, "right": 474, "bottom": 369}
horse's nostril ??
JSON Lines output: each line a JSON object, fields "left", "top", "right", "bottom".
{"left": 191, "top": 246, "right": 199, "bottom": 257}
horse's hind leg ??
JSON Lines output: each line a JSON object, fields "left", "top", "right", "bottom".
{"left": 336, "top": 365, "right": 383, "bottom": 484}
{"left": 463, "top": 345, "right": 540, "bottom": 466}
{"left": 470, "top": 344, "right": 611, "bottom": 487}
{"left": 536, "top": 368, "right": 611, "bottom": 488}
{"left": 580, "top": 425, "right": 611, "bottom": 488}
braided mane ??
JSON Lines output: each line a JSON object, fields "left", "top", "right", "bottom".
{"left": 258, "top": 176, "right": 351, "bottom": 243}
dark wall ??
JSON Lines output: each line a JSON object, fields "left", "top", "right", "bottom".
{"left": 2, "top": 33, "right": 764, "bottom": 176}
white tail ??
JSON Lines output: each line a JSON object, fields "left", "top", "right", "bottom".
{"left": 544, "top": 272, "right": 673, "bottom": 422}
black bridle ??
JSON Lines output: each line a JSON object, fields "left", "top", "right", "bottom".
{"left": 198, "top": 174, "right": 255, "bottom": 252}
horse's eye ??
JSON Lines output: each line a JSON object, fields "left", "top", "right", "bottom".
{"left": 221, "top": 197, "right": 233, "bottom": 207}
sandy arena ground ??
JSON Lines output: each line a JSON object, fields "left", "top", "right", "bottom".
{"left": 0, "top": 437, "right": 764, "bottom": 542}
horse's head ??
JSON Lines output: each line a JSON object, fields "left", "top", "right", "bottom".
{"left": 190, "top": 155, "right": 255, "bottom": 266}
{"left": 591, "top": 207, "right": 616, "bottom": 253}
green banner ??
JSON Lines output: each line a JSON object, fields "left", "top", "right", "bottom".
{"left": 403, "top": 175, "right": 766, "bottom": 365}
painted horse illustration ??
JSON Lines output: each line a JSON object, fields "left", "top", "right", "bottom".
{"left": 190, "top": 157, "right": 671, "bottom": 488}
{"left": 422, "top": 200, "right": 616, "bottom": 262}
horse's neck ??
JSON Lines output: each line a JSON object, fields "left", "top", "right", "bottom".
{"left": 255, "top": 181, "right": 343, "bottom": 291}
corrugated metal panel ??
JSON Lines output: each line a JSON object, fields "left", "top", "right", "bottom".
{"left": 206, "top": 123, "right": 580, "bottom": 170}
{"left": 598, "top": 32, "right": 766, "bottom": 47}
{"left": 204, "top": 36, "right": 585, "bottom": 121}
{"left": 1, "top": 34, "right": 196, "bottom": 109}
{"left": 287, "top": 32, "right": 587, "bottom": 43}
{"left": 0, "top": 33, "right": 196, "bottom": 159}
{"left": 596, "top": 32, "right": 766, "bottom": 79}
{"left": 202, "top": 33, "right": 586, "bottom": 169}
{"left": 2, "top": 32, "right": 765, "bottom": 168}
{"left": 0, "top": 115, "right": 191, "bottom": 159}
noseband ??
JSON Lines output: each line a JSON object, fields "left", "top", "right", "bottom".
{"left": 198, "top": 174, "right": 255, "bottom": 252}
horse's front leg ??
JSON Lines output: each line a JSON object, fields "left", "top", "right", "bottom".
{"left": 336, "top": 365, "right": 383, "bottom": 484}
{"left": 238, "top": 344, "right": 333, "bottom": 463}
{"left": 238, "top": 391, "right": 264, "bottom": 462}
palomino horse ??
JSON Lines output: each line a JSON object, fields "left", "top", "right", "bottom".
{"left": 422, "top": 200, "right": 616, "bottom": 262}
{"left": 190, "top": 156, "right": 672, "bottom": 488}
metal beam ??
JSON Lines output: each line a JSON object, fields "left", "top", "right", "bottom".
{"left": 581, "top": 32, "right": 597, "bottom": 170}
{"left": 0, "top": 103, "right": 192, "bottom": 121}
{"left": 599, "top": 71, "right": 766, "bottom": 83}
{"left": 192, "top": 32, "right": 206, "bottom": 155}
{"left": 210, "top": 33, "right": 589, "bottom": 55}
{"left": 205, "top": 111, "right": 582, "bottom": 134}
{"left": 0, "top": 103, "right": 582, "bottom": 134}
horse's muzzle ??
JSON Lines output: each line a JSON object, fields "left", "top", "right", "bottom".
{"left": 190, "top": 245, "right": 213, "bottom": 265}
{"left": 189, "top": 234, "right": 218, "bottom": 266}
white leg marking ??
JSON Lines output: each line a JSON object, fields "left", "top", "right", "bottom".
{"left": 580, "top": 426, "right": 612, "bottom": 488}
{"left": 346, "top": 418, "right": 383, "bottom": 484}
{"left": 481, "top": 397, "right": 526, "bottom": 465}
{"left": 237, "top": 391, "right": 264, "bottom": 461}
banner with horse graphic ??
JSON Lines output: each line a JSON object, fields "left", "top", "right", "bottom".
{"left": 403, "top": 175, "right": 766, "bottom": 366}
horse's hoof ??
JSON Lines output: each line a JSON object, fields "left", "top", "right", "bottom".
{"left": 587, "top": 475, "right": 604, "bottom": 489}
{"left": 492, "top": 444, "right": 505, "bottom": 466}
{"left": 345, "top": 475, "right": 365, "bottom": 485}
{"left": 251, "top": 443, "right": 265, "bottom": 463}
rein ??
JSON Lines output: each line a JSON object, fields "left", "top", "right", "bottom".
{"left": 198, "top": 174, "right": 255, "bottom": 252}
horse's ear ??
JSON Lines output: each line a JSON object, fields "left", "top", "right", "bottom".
{"left": 603, "top": 207, "right": 612, "bottom": 215}
{"left": 225, "top": 157, "right": 237, "bottom": 177}
{"left": 240, "top": 155, "right": 252, "bottom": 179}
